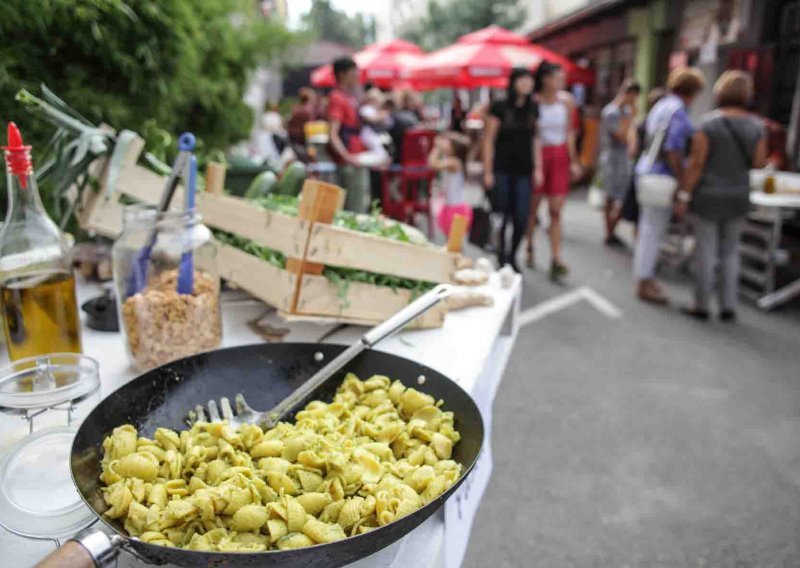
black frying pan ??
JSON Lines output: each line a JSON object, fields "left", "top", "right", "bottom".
{"left": 37, "top": 343, "right": 484, "bottom": 567}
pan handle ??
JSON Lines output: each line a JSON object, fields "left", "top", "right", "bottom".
{"left": 34, "top": 529, "right": 121, "bottom": 568}
{"left": 362, "top": 283, "right": 453, "bottom": 347}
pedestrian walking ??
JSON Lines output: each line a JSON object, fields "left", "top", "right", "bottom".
{"left": 600, "top": 79, "right": 641, "bottom": 246}
{"left": 633, "top": 67, "right": 705, "bottom": 304}
{"left": 326, "top": 57, "right": 369, "bottom": 212}
{"left": 527, "top": 61, "right": 581, "bottom": 280}
{"left": 676, "top": 71, "right": 767, "bottom": 321}
{"left": 621, "top": 87, "right": 666, "bottom": 227}
{"left": 482, "top": 68, "right": 542, "bottom": 272}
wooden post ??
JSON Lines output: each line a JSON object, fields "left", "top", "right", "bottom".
{"left": 286, "top": 179, "right": 345, "bottom": 312}
{"left": 205, "top": 162, "right": 226, "bottom": 195}
{"left": 446, "top": 214, "right": 468, "bottom": 253}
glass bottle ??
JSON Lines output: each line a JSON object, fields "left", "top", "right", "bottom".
{"left": 0, "top": 122, "right": 82, "bottom": 359}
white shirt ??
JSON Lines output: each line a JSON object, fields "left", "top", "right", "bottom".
{"left": 538, "top": 101, "right": 569, "bottom": 146}
{"left": 441, "top": 169, "right": 465, "bottom": 204}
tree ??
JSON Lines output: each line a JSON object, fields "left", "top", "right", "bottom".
{"left": 401, "top": 0, "right": 527, "bottom": 51}
{"left": 0, "top": 0, "right": 300, "bottom": 154}
{"left": 300, "top": 0, "right": 372, "bottom": 48}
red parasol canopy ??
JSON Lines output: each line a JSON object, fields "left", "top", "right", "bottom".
{"left": 406, "top": 25, "right": 594, "bottom": 90}
{"left": 310, "top": 40, "right": 425, "bottom": 90}
{"left": 457, "top": 24, "right": 529, "bottom": 45}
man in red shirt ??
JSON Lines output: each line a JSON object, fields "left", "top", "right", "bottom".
{"left": 327, "top": 57, "right": 369, "bottom": 212}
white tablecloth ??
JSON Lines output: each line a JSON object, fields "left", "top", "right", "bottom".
{"left": 1, "top": 274, "right": 520, "bottom": 567}
{"left": 750, "top": 191, "right": 800, "bottom": 209}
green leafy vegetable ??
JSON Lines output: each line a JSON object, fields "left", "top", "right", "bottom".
{"left": 211, "top": 229, "right": 435, "bottom": 305}
{"left": 212, "top": 230, "right": 286, "bottom": 269}
{"left": 247, "top": 194, "right": 424, "bottom": 245}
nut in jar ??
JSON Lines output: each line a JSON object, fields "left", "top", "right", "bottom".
{"left": 121, "top": 269, "right": 221, "bottom": 370}
{"left": 113, "top": 206, "right": 221, "bottom": 371}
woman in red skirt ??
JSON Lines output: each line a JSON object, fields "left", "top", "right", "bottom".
{"left": 526, "top": 62, "right": 581, "bottom": 281}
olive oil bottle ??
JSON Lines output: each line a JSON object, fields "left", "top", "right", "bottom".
{"left": 0, "top": 123, "right": 82, "bottom": 359}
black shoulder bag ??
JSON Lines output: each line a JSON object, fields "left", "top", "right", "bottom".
{"left": 720, "top": 117, "right": 752, "bottom": 165}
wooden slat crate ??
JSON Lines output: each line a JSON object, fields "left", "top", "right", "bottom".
{"left": 79, "top": 135, "right": 461, "bottom": 327}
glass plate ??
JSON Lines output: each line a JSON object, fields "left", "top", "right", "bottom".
{"left": 0, "top": 426, "right": 95, "bottom": 539}
{"left": 0, "top": 353, "right": 99, "bottom": 410}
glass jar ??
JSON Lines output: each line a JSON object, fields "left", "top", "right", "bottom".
{"left": 112, "top": 206, "right": 222, "bottom": 371}
{"left": 0, "top": 354, "right": 100, "bottom": 541}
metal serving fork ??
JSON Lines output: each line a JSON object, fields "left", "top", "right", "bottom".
{"left": 188, "top": 283, "right": 453, "bottom": 429}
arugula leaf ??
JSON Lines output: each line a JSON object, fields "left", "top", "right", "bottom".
{"left": 212, "top": 229, "right": 435, "bottom": 304}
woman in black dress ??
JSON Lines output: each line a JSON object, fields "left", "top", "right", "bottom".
{"left": 481, "top": 68, "right": 542, "bottom": 272}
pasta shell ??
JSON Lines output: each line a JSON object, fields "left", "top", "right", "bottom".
{"left": 302, "top": 517, "right": 346, "bottom": 543}
{"left": 230, "top": 504, "right": 268, "bottom": 532}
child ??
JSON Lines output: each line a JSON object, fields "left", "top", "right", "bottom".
{"left": 428, "top": 132, "right": 473, "bottom": 236}
{"left": 358, "top": 88, "right": 390, "bottom": 163}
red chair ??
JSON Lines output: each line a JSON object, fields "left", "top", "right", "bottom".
{"left": 381, "top": 129, "right": 436, "bottom": 236}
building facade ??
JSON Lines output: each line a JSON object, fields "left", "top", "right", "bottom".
{"left": 526, "top": 0, "right": 677, "bottom": 115}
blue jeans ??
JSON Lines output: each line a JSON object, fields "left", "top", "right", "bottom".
{"left": 493, "top": 172, "right": 532, "bottom": 264}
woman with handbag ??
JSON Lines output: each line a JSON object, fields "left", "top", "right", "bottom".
{"left": 622, "top": 87, "right": 666, "bottom": 228}
{"left": 482, "top": 68, "right": 542, "bottom": 272}
{"left": 675, "top": 71, "right": 767, "bottom": 321}
{"left": 633, "top": 67, "right": 705, "bottom": 304}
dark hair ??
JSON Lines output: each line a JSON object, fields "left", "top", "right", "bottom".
{"left": 447, "top": 133, "right": 469, "bottom": 166}
{"left": 298, "top": 87, "right": 314, "bottom": 104}
{"left": 534, "top": 61, "right": 562, "bottom": 93}
{"left": 332, "top": 57, "right": 357, "bottom": 81}
{"left": 500, "top": 68, "right": 536, "bottom": 128}
{"left": 620, "top": 78, "right": 641, "bottom": 95}
{"left": 506, "top": 67, "right": 534, "bottom": 105}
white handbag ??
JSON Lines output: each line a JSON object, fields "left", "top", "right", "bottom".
{"left": 587, "top": 184, "right": 606, "bottom": 209}
{"left": 636, "top": 107, "right": 679, "bottom": 208}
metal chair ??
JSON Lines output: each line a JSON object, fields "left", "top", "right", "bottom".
{"left": 381, "top": 129, "right": 436, "bottom": 236}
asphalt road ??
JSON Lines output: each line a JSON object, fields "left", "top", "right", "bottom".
{"left": 463, "top": 190, "right": 800, "bottom": 568}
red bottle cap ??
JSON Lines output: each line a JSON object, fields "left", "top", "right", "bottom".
{"left": 3, "top": 122, "right": 32, "bottom": 188}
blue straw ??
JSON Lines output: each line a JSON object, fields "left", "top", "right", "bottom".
{"left": 177, "top": 152, "right": 197, "bottom": 295}
{"left": 126, "top": 132, "right": 196, "bottom": 297}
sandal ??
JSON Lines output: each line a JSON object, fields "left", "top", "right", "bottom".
{"left": 637, "top": 281, "right": 668, "bottom": 305}
{"left": 549, "top": 260, "right": 569, "bottom": 282}
{"left": 680, "top": 306, "right": 710, "bottom": 320}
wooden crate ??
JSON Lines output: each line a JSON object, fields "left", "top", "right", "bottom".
{"left": 79, "top": 135, "right": 461, "bottom": 327}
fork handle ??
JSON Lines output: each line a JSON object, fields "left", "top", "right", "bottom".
{"left": 265, "top": 284, "right": 453, "bottom": 426}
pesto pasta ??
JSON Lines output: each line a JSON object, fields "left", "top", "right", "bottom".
{"left": 99, "top": 373, "right": 462, "bottom": 551}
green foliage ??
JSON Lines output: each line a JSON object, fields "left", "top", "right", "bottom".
{"left": 401, "top": 0, "right": 527, "bottom": 51}
{"left": 300, "top": 0, "right": 373, "bottom": 48}
{"left": 248, "top": 193, "right": 421, "bottom": 244}
{"left": 213, "top": 229, "right": 287, "bottom": 268}
{"left": 0, "top": 0, "right": 300, "bottom": 155}
{"left": 322, "top": 266, "right": 435, "bottom": 302}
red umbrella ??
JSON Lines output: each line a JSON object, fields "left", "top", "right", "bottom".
{"left": 310, "top": 40, "right": 424, "bottom": 89}
{"left": 407, "top": 25, "right": 594, "bottom": 90}
{"left": 457, "top": 24, "right": 529, "bottom": 45}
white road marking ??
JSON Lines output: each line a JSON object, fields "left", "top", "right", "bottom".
{"left": 519, "top": 286, "right": 623, "bottom": 327}
{"left": 579, "top": 286, "right": 623, "bottom": 319}
{"left": 518, "top": 288, "right": 585, "bottom": 327}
